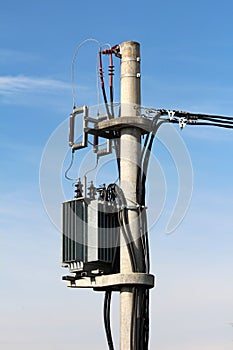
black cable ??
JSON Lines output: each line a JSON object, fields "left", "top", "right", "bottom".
{"left": 143, "top": 289, "right": 150, "bottom": 349}
{"left": 104, "top": 183, "right": 139, "bottom": 350}
{"left": 187, "top": 112, "right": 233, "bottom": 121}
{"left": 141, "top": 133, "right": 150, "bottom": 164}
{"left": 134, "top": 116, "right": 165, "bottom": 350}
{"left": 170, "top": 119, "right": 233, "bottom": 129}
{"left": 99, "top": 51, "right": 112, "bottom": 119}
{"left": 100, "top": 50, "right": 121, "bottom": 178}
{"left": 195, "top": 122, "right": 233, "bottom": 129}
{"left": 118, "top": 210, "right": 137, "bottom": 272}
{"left": 110, "top": 86, "right": 114, "bottom": 117}
{"left": 158, "top": 109, "right": 233, "bottom": 124}
{"left": 141, "top": 208, "right": 150, "bottom": 274}
{"left": 102, "top": 87, "right": 111, "bottom": 116}
{"left": 141, "top": 120, "right": 165, "bottom": 204}
{"left": 136, "top": 289, "right": 141, "bottom": 350}
{"left": 196, "top": 116, "right": 233, "bottom": 125}
{"left": 64, "top": 150, "right": 77, "bottom": 181}
{"left": 114, "top": 106, "right": 121, "bottom": 178}
{"left": 130, "top": 287, "right": 138, "bottom": 350}
{"left": 104, "top": 291, "right": 114, "bottom": 350}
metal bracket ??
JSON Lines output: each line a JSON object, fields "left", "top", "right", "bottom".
{"left": 179, "top": 117, "right": 187, "bottom": 129}
{"left": 121, "top": 73, "right": 141, "bottom": 78}
{"left": 121, "top": 56, "right": 141, "bottom": 62}
{"left": 95, "top": 139, "right": 112, "bottom": 157}
{"left": 168, "top": 110, "right": 175, "bottom": 120}
{"left": 69, "top": 105, "right": 88, "bottom": 151}
{"left": 64, "top": 272, "right": 155, "bottom": 291}
{"left": 93, "top": 113, "right": 113, "bottom": 157}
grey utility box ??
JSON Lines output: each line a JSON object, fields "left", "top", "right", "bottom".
{"left": 62, "top": 197, "right": 120, "bottom": 277}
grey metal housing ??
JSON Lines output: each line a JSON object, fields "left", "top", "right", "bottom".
{"left": 62, "top": 197, "right": 120, "bottom": 276}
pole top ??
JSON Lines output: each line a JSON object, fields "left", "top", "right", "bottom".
{"left": 120, "top": 40, "right": 140, "bottom": 46}
{"left": 120, "top": 41, "right": 140, "bottom": 59}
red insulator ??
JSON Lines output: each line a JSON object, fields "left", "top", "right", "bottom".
{"left": 108, "top": 66, "right": 114, "bottom": 75}
{"left": 109, "top": 53, "right": 114, "bottom": 87}
{"left": 102, "top": 48, "right": 112, "bottom": 55}
{"left": 99, "top": 52, "right": 105, "bottom": 87}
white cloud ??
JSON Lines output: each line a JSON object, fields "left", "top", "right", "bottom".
{"left": 0, "top": 74, "right": 73, "bottom": 107}
{"left": 0, "top": 74, "right": 93, "bottom": 107}
{"left": 0, "top": 75, "right": 70, "bottom": 95}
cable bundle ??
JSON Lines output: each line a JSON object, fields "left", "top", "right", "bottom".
{"left": 157, "top": 109, "right": 233, "bottom": 129}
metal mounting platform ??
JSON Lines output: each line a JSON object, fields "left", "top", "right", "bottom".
{"left": 63, "top": 272, "right": 155, "bottom": 291}
{"left": 86, "top": 116, "right": 153, "bottom": 138}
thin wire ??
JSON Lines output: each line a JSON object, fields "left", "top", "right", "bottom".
{"left": 64, "top": 150, "right": 78, "bottom": 181}
{"left": 72, "top": 38, "right": 101, "bottom": 108}
{"left": 88, "top": 140, "right": 108, "bottom": 147}
{"left": 84, "top": 156, "right": 99, "bottom": 177}
{"left": 64, "top": 149, "right": 99, "bottom": 182}
{"left": 96, "top": 43, "right": 112, "bottom": 111}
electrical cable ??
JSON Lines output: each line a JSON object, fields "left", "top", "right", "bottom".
{"left": 88, "top": 139, "right": 109, "bottom": 147}
{"left": 140, "top": 120, "right": 166, "bottom": 204}
{"left": 104, "top": 291, "right": 114, "bottom": 350}
{"left": 130, "top": 287, "right": 138, "bottom": 350}
{"left": 184, "top": 112, "right": 233, "bottom": 121}
{"left": 115, "top": 184, "right": 147, "bottom": 348}
{"left": 140, "top": 208, "right": 150, "bottom": 274}
{"left": 109, "top": 52, "right": 114, "bottom": 118}
{"left": 72, "top": 38, "right": 101, "bottom": 108}
{"left": 98, "top": 51, "right": 112, "bottom": 118}
{"left": 99, "top": 48, "right": 121, "bottom": 176}
{"left": 84, "top": 157, "right": 99, "bottom": 178}
{"left": 133, "top": 116, "right": 166, "bottom": 350}
{"left": 113, "top": 106, "right": 121, "bottom": 177}
{"left": 114, "top": 184, "right": 138, "bottom": 272}
{"left": 118, "top": 210, "right": 138, "bottom": 272}
{"left": 99, "top": 50, "right": 121, "bottom": 177}
{"left": 170, "top": 119, "right": 233, "bottom": 129}
{"left": 96, "top": 43, "right": 112, "bottom": 114}
{"left": 157, "top": 109, "right": 233, "bottom": 128}
{"left": 195, "top": 121, "right": 233, "bottom": 128}
{"left": 194, "top": 116, "right": 233, "bottom": 125}
{"left": 102, "top": 103, "right": 233, "bottom": 350}
{"left": 64, "top": 150, "right": 78, "bottom": 181}
{"left": 108, "top": 52, "right": 121, "bottom": 176}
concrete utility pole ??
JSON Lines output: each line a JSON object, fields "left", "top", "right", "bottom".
{"left": 63, "top": 39, "right": 154, "bottom": 350}
{"left": 120, "top": 41, "right": 143, "bottom": 349}
{"left": 62, "top": 37, "right": 233, "bottom": 350}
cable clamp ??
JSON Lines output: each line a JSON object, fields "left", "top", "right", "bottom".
{"left": 121, "top": 56, "right": 141, "bottom": 63}
{"left": 168, "top": 110, "right": 175, "bottom": 120}
{"left": 122, "top": 205, "right": 148, "bottom": 211}
{"left": 126, "top": 205, "right": 140, "bottom": 211}
{"left": 179, "top": 117, "right": 187, "bottom": 129}
{"left": 121, "top": 73, "right": 141, "bottom": 78}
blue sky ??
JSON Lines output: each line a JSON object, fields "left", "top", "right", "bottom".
{"left": 0, "top": 1, "right": 233, "bottom": 349}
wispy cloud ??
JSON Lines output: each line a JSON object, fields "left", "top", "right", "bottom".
{"left": 0, "top": 75, "right": 72, "bottom": 107}
{"left": 0, "top": 75, "right": 70, "bottom": 95}
{"left": 0, "top": 74, "right": 94, "bottom": 107}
